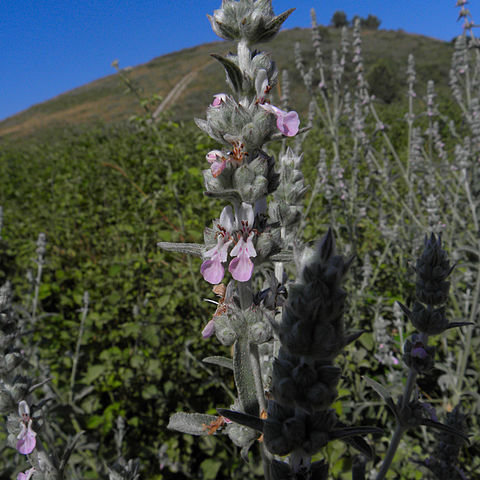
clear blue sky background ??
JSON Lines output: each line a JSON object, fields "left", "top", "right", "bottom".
{"left": 0, "top": 0, "right": 477, "bottom": 121}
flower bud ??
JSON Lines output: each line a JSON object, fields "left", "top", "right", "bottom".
{"left": 263, "top": 401, "right": 305, "bottom": 456}
{"left": 415, "top": 233, "right": 453, "bottom": 305}
{"left": 214, "top": 314, "right": 237, "bottom": 346}
{"left": 403, "top": 334, "right": 435, "bottom": 373}
{"left": 272, "top": 349, "right": 340, "bottom": 411}
{"left": 226, "top": 422, "right": 259, "bottom": 448}
{"left": 208, "top": 1, "right": 294, "bottom": 44}
{"left": 407, "top": 301, "right": 448, "bottom": 335}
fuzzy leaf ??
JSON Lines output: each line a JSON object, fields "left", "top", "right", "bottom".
{"left": 204, "top": 189, "right": 243, "bottom": 204}
{"left": 269, "top": 251, "right": 293, "bottom": 262}
{"left": 211, "top": 54, "right": 243, "bottom": 94}
{"left": 337, "top": 432, "right": 377, "bottom": 460}
{"left": 59, "top": 431, "right": 85, "bottom": 474}
{"left": 344, "top": 330, "right": 364, "bottom": 347}
{"left": 332, "top": 426, "right": 383, "bottom": 438}
{"left": 194, "top": 117, "right": 211, "bottom": 136}
{"left": 445, "top": 321, "right": 474, "bottom": 330}
{"left": 157, "top": 242, "right": 203, "bottom": 256}
{"left": 233, "top": 337, "right": 259, "bottom": 415}
{"left": 363, "top": 376, "right": 398, "bottom": 420}
{"left": 259, "top": 8, "right": 296, "bottom": 42}
{"left": 203, "top": 356, "right": 234, "bottom": 370}
{"left": 168, "top": 412, "right": 218, "bottom": 435}
{"left": 217, "top": 408, "right": 264, "bottom": 432}
{"left": 420, "top": 419, "right": 470, "bottom": 443}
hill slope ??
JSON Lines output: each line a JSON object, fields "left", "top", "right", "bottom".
{"left": 0, "top": 27, "right": 453, "bottom": 139}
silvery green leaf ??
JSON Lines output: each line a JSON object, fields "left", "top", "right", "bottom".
{"left": 168, "top": 412, "right": 218, "bottom": 435}
{"left": 157, "top": 242, "right": 203, "bottom": 256}
{"left": 233, "top": 337, "right": 258, "bottom": 415}
{"left": 211, "top": 54, "right": 243, "bottom": 94}
{"left": 59, "top": 431, "right": 85, "bottom": 474}
{"left": 203, "top": 356, "right": 233, "bottom": 370}
{"left": 332, "top": 426, "right": 383, "bottom": 440}
{"left": 363, "top": 376, "right": 398, "bottom": 420}
{"left": 194, "top": 117, "right": 211, "bottom": 136}
{"left": 204, "top": 190, "right": 242, "bottom": 205}
{"left": 217, "top": 408, "right": 264, "bottom": 432}
{"left": 344, "top": 330, "right": 364, "bottom": 347}
{"left": 259, "top": 8, "right": 296, "bottom": 42}
{"left": 420, "top": 419, "right": 470, "bottom": 443}
{"left": 269, "top": 251, "right": 293, "bottom": 262}
{"left": 226, "top": 421, "right": 259, "bottom": 450}
{"left": 335, "top": 429, "right": 379, "bottom": 460}
{"left": 445, "top": 321, "right": 474, "bottom": 330}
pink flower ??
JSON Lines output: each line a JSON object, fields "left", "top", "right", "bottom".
{"left": 211, "top": 93, "right": 227, "bottom": 107}
{"left": 206, "top": 150, "right": 227, "bottom": 177}
{"left": 259, "top": 103, "right": 300, "bottom": 137}
{"left": 201, "top": 206, "right": 235, "bottom": 284}
{"left": 201, "top": 203, "right": 257, "bottom": 284}
{"left": 17, "top": 468, "right": 35, "bottom": 480}
{"left": 201, "top": 319, "right": 216, "bottom": 338}
{"left": 16, "top": 401, "right": 36, "bottom": 455}
{"left": 229, "top": 203, "right": 257, "bottom": 282}
{"left": 229, "top": 236, "right": 256, "bottom": 281}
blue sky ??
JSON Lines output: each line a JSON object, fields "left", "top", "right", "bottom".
{"left": 0, "top": 0, "right": 477, "bottom": 121}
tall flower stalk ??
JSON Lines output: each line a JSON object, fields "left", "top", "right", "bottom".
{"left": 160, "top": 1, "right": 380, "bottom": 478}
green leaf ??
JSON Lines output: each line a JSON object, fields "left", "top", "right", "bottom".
{"left": 233, "top": 337, "right": 258, "bottom": 415}
{"left": 217, "top": 408, "right": 263, "bottom": 433}
{"left": 363, "top": 376, "right": 398, "bottom": 420}
{"left": 358, "top": 332, "right": 374, "bottom": 350}
{"left": 200, "top": 458, "right": 222, "bottom": 480}
{"left": 168, "top": 412, "right": 218, "bottom": 435}
{"left": 108, "top": 264, "right": 123, "bottom": 276}
{"left": 262, "top": 8, "right": 296, "bottom": 41}
{"left": 211, "top": 54, "right": 243, "bottom": 94}
{"left": 86, "top": 415, "right": 104, "bottom": 429}
{"left": 83, "top": 364, "right": 105, "bottom": 383}
{"left": 157, "top": 242, "right": 203, "bottom": 256}
{"left": 203, "top": 356, "right": 233, "bottom": 370}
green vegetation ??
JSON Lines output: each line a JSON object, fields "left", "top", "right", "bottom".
{"left": 0, "top": 23, "right": 478, "bottom": 480}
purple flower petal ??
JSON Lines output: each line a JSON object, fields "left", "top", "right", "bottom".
{"left": 210, "top": 159, "right": 226, "bottom": 177}
{"left": 17, "top": 469, "right": 35, "bottom": 480}
{"left": 245, "top": 235, "right": 257, "bottom": 258}
{"left": 201, "top": 258, "right": 225, "bottom": 284}
{"left": 220, "top": 206, "right": 235, "bottom": 233}
{"left": 259, "top": 103, "right": 300, "bottom": 137}
{"left": 16, "top": 421, "right": 36, "bottom": 455}
{"left": 412, "top": 345, "right": 428, "bottom": 359}
{"left": 206, "top": 150, "right": 227, "bottom": 177}
{"left": 277, "top": 110, "right": 300, "bottom": 137}
{"left": 202, "top": 319, "right": 216, "bottom": 339}
{"left": 212, "top": 93, "right": 227, "bottom": 107}
{"left": 229, "top": 250, "right": 254, "bottom": 282}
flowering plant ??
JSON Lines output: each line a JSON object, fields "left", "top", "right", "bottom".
{"left": 160, "top": 1, "right": 476, "bottom": 479}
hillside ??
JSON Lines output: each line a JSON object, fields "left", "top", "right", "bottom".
{"left": 0, "top": 26, "right": 453, "bottom": 139}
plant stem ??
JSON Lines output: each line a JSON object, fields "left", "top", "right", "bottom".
{"left": 402, "top": 368, "right": 418, "bottom": 409}
{"left": 376, "top": 368, "right": 417, "bottom": 479}
{"left": 69, "top": 292, "right": 89, "bottom": 405}
{"left": 375, "top": 425, "right": 407, "bottom": 480}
